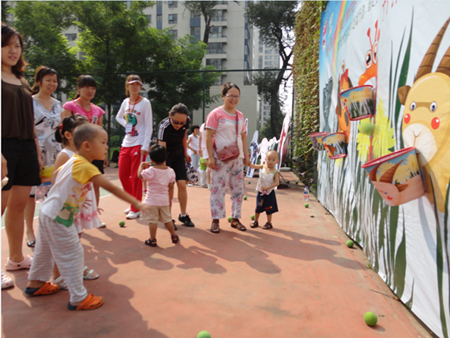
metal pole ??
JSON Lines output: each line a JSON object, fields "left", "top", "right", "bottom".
{"left": 202, "top": 71, "right": 206, "bottom": 123}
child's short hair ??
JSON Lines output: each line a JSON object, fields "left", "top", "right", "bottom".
{"left": 267, "top": 150, "right": 279, "bottom": 160}
{"left": 55, "top": 114, "right": 89, "bottom": 145}
{"left": 149, "top": 144, "right": 167, "bottom": 164}
{"left": 73, "top": 124, "right": 104, "bottom": 150}
{"left": 191, "top": 124, "right": 199, "bottom": 133}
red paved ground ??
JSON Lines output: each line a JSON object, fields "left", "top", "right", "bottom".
{"left": 1, "top": 168, "right": 432, "bottom": 338}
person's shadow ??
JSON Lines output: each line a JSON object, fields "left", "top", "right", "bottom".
{"left": 1, "top": 260, "right": 168, "bottom": 338}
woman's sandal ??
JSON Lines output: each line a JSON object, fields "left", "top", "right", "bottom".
{"left": 171, "top": 235, "right": 180, "bottom": 244}
{"left": 51, "top": 276, "right": 68, "bottom": 290}
{"left": 231, "top": 219, "right": 247, "bottom": 232}
{"left": 210, "top": 220, "right": 220, "bottom": 233}
{"left": 24, "top": 282, "right": 60, "bottom": 296}
{"left": 68, "top": 294, "right": 103, "bottom": 311}
{"left": 26, "top": 240, "right": 36, "bottom": 248}
{"left": 262, "top": 222, "right": 273, "bottom": 230}
{"left": 145, "top": 238, "right": 157, "bottom": 247}
{"left": 83, "top": 266, "right": 99, "bottom": 280}
{"left": 250, "top": 221, "right": 259, "bottom": 228}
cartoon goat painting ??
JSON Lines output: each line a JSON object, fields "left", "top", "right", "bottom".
{"left": 369, "top": 160, "right": 425, "bottom": 206}
{"left": 398, "top": 18, "right": 450, "bottom": 213}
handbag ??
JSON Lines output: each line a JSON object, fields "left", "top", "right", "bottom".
{"left": 213, "top": 112, "right": 240, "bottom": 162}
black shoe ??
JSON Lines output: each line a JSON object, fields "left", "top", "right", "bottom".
{"left": 172, "top": 219, "right": 177, "bottom": 231}
{"left": 179, "top": 214, "right": 195, "bottom": 227}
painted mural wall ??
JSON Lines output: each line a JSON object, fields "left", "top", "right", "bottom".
{"left": 318, "top": 2, "right": 450, "bottom": 337}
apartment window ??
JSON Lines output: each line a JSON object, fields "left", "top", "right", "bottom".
{"left": 146, "top": 15, "right": 152, "bottom": 23}
{"left": 212, "top": 10, "right": 224, "bottom": 22}
{"left": 191, "top": 27, "right": 200, "bottom": 36}
{"left": 244, "top": 45, "right": 249, "bottom": 56}
{"left": 206, "top": 59, "right": 223, "bottom": 69}
{"left": 157, "top": 14, "right": 162, "bottom": 22}
{"left": 207, "top": 43, "right": 224, "bottom": 54}
{"left": 65, "top": 34, "right": 77, "bottom": 42}
{"left": 265, "top": 55, "right": 272, "bottom": 60}
{"left": 258, "top": 56, "right": 263, "bottom": 69}
{"left": 169, "top": 30, "right": 178, "bottom": 39}
{"left": 265, "top": 48, "right": 271, "bottom": 54}
{"left": 190, "top": 12, "right": 201, "bottom": 18}
{"left": 168, "top": 14, "right": 178, "bottom": 24}
{"left": 264, "top": 61, "right": 272, "bottom": 66}
{"left": 259, "top": 46, "right": 263, "bottom": 53}
{"left": 168, "top": 1, "right": 178, "bottom": 8}
{"left": 209, "top": 26, "right": 223, "bottom": 38}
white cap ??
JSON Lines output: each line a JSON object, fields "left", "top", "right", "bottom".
{"left": 128, "top": 79, "right": 143, "bottom": 85}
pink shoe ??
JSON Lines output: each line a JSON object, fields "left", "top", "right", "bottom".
{"left": 1, "top": 270, "right": 14, "bottom": 289}
{"left": 5, "top": 255, "right": 33, "bottom": 271}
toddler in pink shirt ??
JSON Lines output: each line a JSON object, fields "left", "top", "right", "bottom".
{"left": 138, "top": 145, "right": 179, "bottom": 247}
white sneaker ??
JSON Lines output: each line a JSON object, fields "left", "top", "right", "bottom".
{"left": 187, "top": 184, "right": 194, "bottom": 187}
{"left": 124, "top": 207, "right": 131, "bottom": 214}
{"left": 98, "top": 220, "right": 106, "bottom": 228}
{"left": 1, "top": 270, "right": 14, "bottom": 289}
{"left": 126, "top": 211, "right": 140, "bottom": 219}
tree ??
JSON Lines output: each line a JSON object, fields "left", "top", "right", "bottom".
{"left": 10, "top": 1, "right": 79, "bottom": 93}
{"left": 246, "top": 1, "right": 298, "bottom": 137}
{"left": 2, "top": 2, "right": 11, "bottom": 23}
{"left": 183, "top": 1, "right": 218, "bottom": 44}
{"left": 143, "top": 33, "right": 220, "bottom": 124}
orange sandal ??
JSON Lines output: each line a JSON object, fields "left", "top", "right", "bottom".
{"left": 24, "top": 282, "right": 60, "bottom": 296}
{"left": 68, "top": 294, "right": 103, "bottom": 311}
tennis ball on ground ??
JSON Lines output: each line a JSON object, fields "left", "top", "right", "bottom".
{"left": 119, "top": 221, "right": 125, "bottom": 227}
{"left": 364, "top": 312, "right": 378, "bottom": 326}
{"left": 346, "top": 240, "right": 354, "bottom": 248}
{"left": 197, "top": 331, "right": 211, "bottom": 338}
{"left": 251, "top": 214, "right": 255, "bottom": 220}
{"left": 304, "top": 203, "right": 309, "bottom": 208}
{"left": 243, "top": 195, "right": 247, "bottom": 200}
{"left": 248, "top": 181, "right": 251, "bottom": 184}
{"left": 360, "top": 121, "right": 375, "bottom": 135}
{"left": 287, "top": 180, "right": 290, "bottom": 184}
{"left": 227, "top": 216, "right": 232, "bottom": 222}
{"left": 295, "top": 181, "right": 299, "bottom": 184}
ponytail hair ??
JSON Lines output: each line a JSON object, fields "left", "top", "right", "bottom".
{"left": 31, "top": 66, "right": 58, "bottom": 95}
{"left": 55, "top": 114, "right": 89, "bottom": 145}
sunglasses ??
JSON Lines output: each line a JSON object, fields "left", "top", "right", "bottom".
{"left": 171, "top": 118, "right": 185, "bottom": 126}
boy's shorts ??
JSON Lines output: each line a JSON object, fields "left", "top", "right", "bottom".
{"left": 255, "top": 190, "right": 278, "bottom": 215}
{"left": 141, "top": 205, "right": 172, "bottom": 223}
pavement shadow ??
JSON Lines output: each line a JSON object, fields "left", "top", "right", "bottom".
{"left": 1, "top": 261, "right": 167, "bottom": 338}
{"left": 179, "top": 224, "right": 362, "bottom": 272}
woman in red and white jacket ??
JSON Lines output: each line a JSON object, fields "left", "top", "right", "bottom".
{"left": 115, "top": 75, "right": 153, "bottom": 219}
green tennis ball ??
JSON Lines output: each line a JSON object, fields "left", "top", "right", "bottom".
{"left": 251, "top": 214, "right": 255, "bottom": 220}
{"left": 295, "top": 181, "right": 299, "bottom": 184}
{"left": 119, "top": 221, "right": 125, "bottom": 227}
{"left": 287, "top": 180, "right": 290, "bottom": 184}
{"left": 346, "top": 240, "right": 354, "bottom": 248}
{"left": 227, "top": 216, "right": 232, "bottom": 222}
{"left": 364, "top": 312, "right": 378, "bottom": 326}
{"left": 197, "top": 331, "right": 211, "bottom": 338}
{"left": 243, "top": 195, "right": 247, "bottom": 200}
{"left": 248, "top": 181, "right": 251, "bottom": 184}
{"left": 304, "top": 203, "right": 309, "bottom": 208}
{"left": 360, "top": 122, "right": 375, "bottom": 135}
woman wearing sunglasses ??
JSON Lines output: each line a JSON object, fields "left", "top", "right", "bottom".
{"left": 157, "top": 103, "right": 195, "bottom": 228}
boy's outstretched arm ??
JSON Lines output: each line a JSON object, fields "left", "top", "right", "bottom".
{"left": 90, "top": 174, "right": 150, "bottom": 213}
{"left": 249, "top": 163, "right": 264, "bottom": 170}
{"left": 168, "top": 182, "right": 174, "bottom": 206}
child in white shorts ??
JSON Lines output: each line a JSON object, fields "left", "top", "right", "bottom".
{"left": 138, "top": 144, "right": 179, "bottom": 247}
